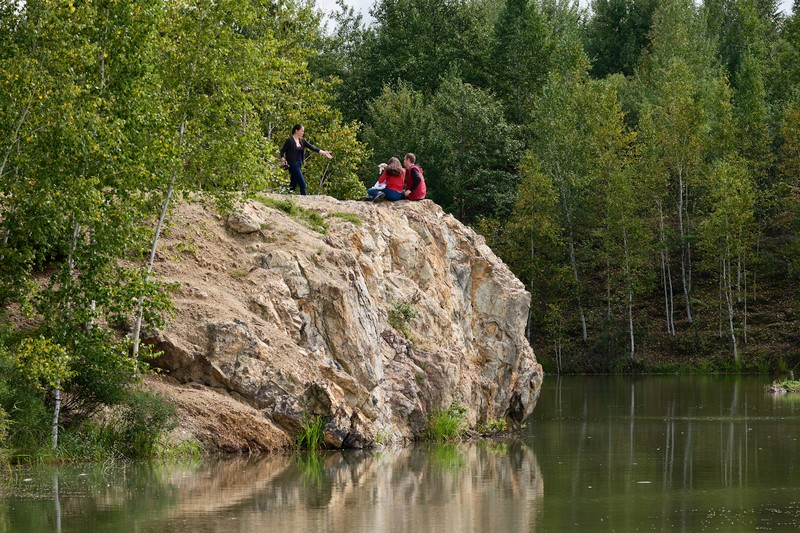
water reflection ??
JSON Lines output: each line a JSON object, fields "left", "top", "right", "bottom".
{"left": 4, "top": 376, "right": 800, "bottom": 532}
{"left": 529, "top": 375, "right": 800, "bottom": 531}
{"left": 0, "top": 442, "right": 542, "bottom": 533}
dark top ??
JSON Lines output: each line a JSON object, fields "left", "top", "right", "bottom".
{"left": 405, "top": 166, "right": 422, "bottom": 192}
{"left": 280, "top": 137, "right": 321, "bottom": 166}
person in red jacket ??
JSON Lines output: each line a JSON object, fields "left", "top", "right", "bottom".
{"left": 402, "top": 153, "right": 426, "bottom": 200}
{"left": 367, "top": 157, "right": 406, "bottom": 202}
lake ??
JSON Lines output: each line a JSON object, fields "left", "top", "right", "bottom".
{"left": 2, "top": 375, "right": 799, "bottom": 532}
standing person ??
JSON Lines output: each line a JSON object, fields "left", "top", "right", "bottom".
{"left": 366, "top": 157, "right": 406, "bottom": 202}
{"left": 279, "top": 124, "right": 332, "bottom": 195}
{"left": 402, "top": 153, "right": 426, "bottom": 200}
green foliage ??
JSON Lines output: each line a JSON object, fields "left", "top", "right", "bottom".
{"left": 585, "top": 0, "right": 659, "bottom": 78}
{"left": 491, "top": 0, "right": 554, "bottom": 123}
{"left": 425, "top": 401, "right": 467, "bottom": 442}
{"left": 771, "top": 379, "right": 800, "bottom": 392}
{"left": 388, "top": 301, "right": 418, "bottom": 339}
{"left": 477, "top": 418, "right": 509, "bottom": 435}
{"left": 329, "top": 211, "right": 362, "bottom": 225}
{"left": 58, "top": 389, "right": 178, "bottom": 460}
{"left": 318, "top": 0, "right": 497, "bottom": 123}
{"left": 295, "top": 415, "right": 325, "bottom": 451}
{"left": 116, "top": 389, "right": 178, "bottom": 459}
{"left": 258, "top": 196, "right": 329, "bottom": 234}
{"left": 13, "top": 337, "right": 72, "bottom": 392}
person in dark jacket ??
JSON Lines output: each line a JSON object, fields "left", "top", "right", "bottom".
{"left": 279, "top": 124, "right": 332, "bottom": 195}
{"left": 402, "top": 153, "right": 426, "bottom": 200}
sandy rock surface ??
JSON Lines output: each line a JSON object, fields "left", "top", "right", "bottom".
{"left": 146, "top": 195, "right": 543, "bottom": 452}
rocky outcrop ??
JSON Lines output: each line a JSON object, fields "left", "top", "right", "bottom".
{"left": 147, "top": 195, "right": 543, "bottom": 452}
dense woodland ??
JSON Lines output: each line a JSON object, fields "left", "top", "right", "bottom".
{"left": 314, "top": 0, "right": 800, "bottom": 374}
{"left": 0, "top": 0, "right": 799, "bottom": 456}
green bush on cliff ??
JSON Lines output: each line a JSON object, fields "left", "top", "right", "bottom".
{"left": 425, "top": 401, "right": 467, "bottom": 442}
{"left": 388, "top": 301, "right": 418, "bottom": 339}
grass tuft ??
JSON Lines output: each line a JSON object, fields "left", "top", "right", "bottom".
{"left": 258, "top": 196, "right": 328, "bottom": 234}
{"left": 295, "top": 415, "right": 325, "bottom": 451}
{"left": 330, "top": 211, "right": 362, "bottom": 225}
{"left": 424, "top": 401, "right": 467, "bottom": 442}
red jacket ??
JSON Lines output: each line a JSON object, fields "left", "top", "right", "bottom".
{"left": 404, "top": 165, "right": 426, "bottom": 200}
{"left": 378, "top": 169, "right": 405, "bottom": 193}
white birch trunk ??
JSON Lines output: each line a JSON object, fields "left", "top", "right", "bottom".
{"left": 743, "top": 262, "right": 748, "bottom": 345}
{"left": 677, "top": 168, "right": 693, "bottom": 324}
{"left": 723, "top": 252, "right": 738, "bottom": 363}
{"left": 657, "top": 202, "right": 675, "bottom": 335}
{"left": 622, "top": 222, "right": 635, "bottom": 359}
{"left": 569, "top": 237, "right": 587, "bottom": 342}
{"left": 131, "top": 121, "right": 185, "bottom": 359}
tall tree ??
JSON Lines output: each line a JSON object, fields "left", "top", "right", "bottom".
{"left": 636, "top": 0, "right": 730, "bottom": 327}
{"left": 526, "top": 67, "right": 603, "bottom": 343}
{"left": 319, "top": 0, "right": 497, "bottom": 123}
{"left": 0, "top": 0, "right": 171, "bottom": 442}
{"left": 697, "top": 157, "right": 756, "bottom": 363}
{"left": 585, "top": 0, "right": 659, "bottom": 78}
{"left": 491, "top": 0, "right": 552, "bottom": 123}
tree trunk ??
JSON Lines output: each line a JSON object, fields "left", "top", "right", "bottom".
{"left": 623, "top": 225, "right": 635, "bottom": 359}
{"left": 569, "top": 237, "right": 587, "bottom": 342}
{"left": 743, "top": 261, "right": 748, "bottom": 345}
{"left": 131, "top": 120, "right": 185, "bottom": 359}
{"left": 657, "top": 202, "right": 675, "bottom": 335}
{"left": 718, "top": 259, "right": 724, "bottom": 338}
{"left": 51, "top": 386, "right": 61, "bottom": 449}
{"left": 0, "top": 96, "right": 32, "bottom": 180}
{"left": 53, "top": 219, "right": 82, "bottom": 449}
{"left": 677, "top": 168, "right": 693, "bottom": 324}
{"left": 723, "top": 252, "right": 738, "bottom": 363}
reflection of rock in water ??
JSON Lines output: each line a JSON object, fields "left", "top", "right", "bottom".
{"left": 146, "top": 442, "right": 542, "bottom": 532}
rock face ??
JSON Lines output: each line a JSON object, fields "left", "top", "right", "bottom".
{"left": 148, "top": 196, "right": 543, "bottom": 452}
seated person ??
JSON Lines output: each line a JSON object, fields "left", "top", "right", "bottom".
{"left": 366, "top": 157, "right": 406, "bottom": 202}
{"left": 402, "top": 153, "right": 426, "bottom": 200}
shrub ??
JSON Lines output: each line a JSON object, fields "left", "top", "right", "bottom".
{"left": 388, "top": 301, "right": 418, "bottom": 339}
{"left": 477, "top": 418, "right": 508, "bottom": 435}
{"left": 116, "top": 389, "right": 178, "bottom": 458}
{"left": 425, "top": 401, "right": 467, "bottom": 442}
{"left": 771, "top": 379, "right": 800, "bottom": 393}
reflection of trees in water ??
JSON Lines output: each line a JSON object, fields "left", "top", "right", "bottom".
{"left": 3, "top": 443, "right": 543, "bottom": 533}
{"left": 2, "top": 444, "right": 544, "bottom": 532}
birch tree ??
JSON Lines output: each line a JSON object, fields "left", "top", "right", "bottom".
{"left": 698, "top": 158, "right": 756, "bottom": 364}
{"left": 636, "top": 0, "right": 729, "bottom": 328}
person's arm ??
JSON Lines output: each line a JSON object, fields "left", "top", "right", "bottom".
{"left": 303, "top": 139, "right": 333, "bottom": 159}
{"left": 404, "top": 167, "right": 421, "bottom": 196}
{"left": 280, "top": 138, "right": 291, "bottom": 164}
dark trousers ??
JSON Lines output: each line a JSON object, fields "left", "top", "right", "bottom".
{"left": 288, "top": 162, "right": 306, "bottom": 195}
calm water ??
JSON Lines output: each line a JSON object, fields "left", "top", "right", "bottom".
{"left": 2, "top": 375, "right": 799, "bottom": 532}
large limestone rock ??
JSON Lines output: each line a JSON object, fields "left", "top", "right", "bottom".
{"left": 147, "top": 195, "right": 543, "bottom": 451}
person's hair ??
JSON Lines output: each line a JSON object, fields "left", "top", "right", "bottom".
{"left": 291, "top": 124, "right": 304, "bottom": 134}
{"left": 385, "top": 157, "right": 403, "bottom": 176}
{"left": 404, "top": 153, "right": 416, "bottom": 164}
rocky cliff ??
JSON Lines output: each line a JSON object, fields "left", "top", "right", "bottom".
{"left": 147, "top": 195, "right": 543, "bottom": 452}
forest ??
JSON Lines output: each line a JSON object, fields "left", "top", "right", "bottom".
{"left": 315, "top": 0, "right": 800, "bottom": 374}
{"left": 0, "top": 0, "right": 799, "bottom": 457}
